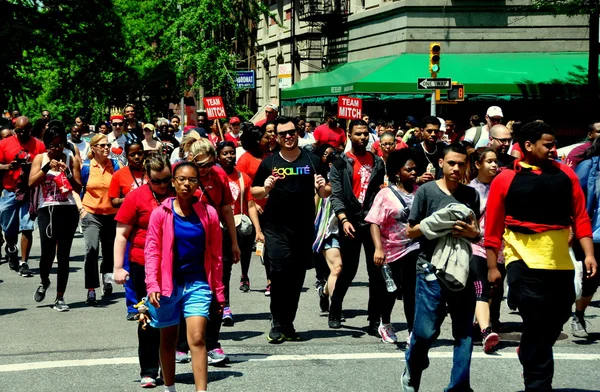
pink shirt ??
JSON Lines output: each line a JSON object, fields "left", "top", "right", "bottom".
{"left": 365, "top": 186, "right": 420, "bottom": 262}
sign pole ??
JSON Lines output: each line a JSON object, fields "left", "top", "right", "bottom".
{"left": 430, "top": 91, "right": 436, "bottom": 116}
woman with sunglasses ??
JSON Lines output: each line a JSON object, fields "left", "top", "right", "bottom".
{"left": 145, "top": 162, "right": 224, "bottom": 392}
{"left": 365, "top": 149, "right": 420, "bottom": 345}
{"left": 80, "top": 134, "right": 120, "bottom": 306}
{"left": 185, "top": 138, "right": 239, "bottom": 366}
{"left": 112, "top": 154, "right": 174, "bottom": 388}
{"left": 108, "top": 141, "right": 147, "bottom": 208}
{"left": 29, "top": 123, "right": 82, "bottom": 311}
{"left": 216, "top": 141, "right": 261, "bottom": 322}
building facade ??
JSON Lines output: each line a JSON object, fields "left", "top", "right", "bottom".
{"left": 255, "top": 0, "right": 589, "bottom": 112}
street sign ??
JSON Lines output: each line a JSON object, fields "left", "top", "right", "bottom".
{"left": 278, "top": 64, "right": 292, "bottom": 89}
{"left": 337, "top": 96, "right": 363, "bottom": 120}
{"left": 417, "top": 78, "right": 452, "bottom": 90}
{"left": 203, "top": 96, "right": 227, "bottom": 120}
{"left": 235, "top": 70, "right": 255, "bottom": 89}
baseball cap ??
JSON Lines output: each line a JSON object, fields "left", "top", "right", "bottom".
{"left": 437, "top": 117, "right": 447, "bottom": 132}
{"left": 265, "top": 103, "right": 278, "bottom": 112}
{"left": 143, "top": 124, "right": 155, "bottom": 132}
{"left": 405, "top": 116, "right": 418, "bottom": 126}
{"left": 229, "top": 117, "right": 241, "bottom": 125}
{"left": 486, "top": 106, "right": 504, "bottom": 118}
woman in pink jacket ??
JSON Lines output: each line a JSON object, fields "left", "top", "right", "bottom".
{"left": 145, "top": 161, "right": 224, "bottom": 392}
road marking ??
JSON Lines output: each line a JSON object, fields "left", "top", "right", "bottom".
{"left": 1, "top": 352, "right": 599, "bottom": 372}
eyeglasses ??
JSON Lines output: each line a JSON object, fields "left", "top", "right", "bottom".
{"left": 277, "top": 129, "right": 297, "bottom": 138}
{"left": 174, "top": 176, "right": 199, "bottom": 184}
{"left": 195, "top": 160, "right": 215, "bottom": 169}
{"left": 94, "top": 143, "right": 110, "bottom": 149}
{"left": 150, "top": 176, "right": 172, "bottom": 185}
{"left": 112, "top": 122, "right": 124, "bottom": 127}
{"left": 491, "top": 136, "right": 512, "bottom": 144}
{"left": 49, "top": 143, "right": 64, "bottom": 149}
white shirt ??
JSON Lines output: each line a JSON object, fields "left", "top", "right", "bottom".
{"left": 464, "top": 125, "right": 490, "bottom": 149}
{"left": 298, "top": 132, "right": 316, "bottom": 147}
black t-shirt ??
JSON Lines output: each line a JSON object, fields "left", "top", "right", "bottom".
{"left": 160, "top": 134, "right": 180, "bottom": 158}
{"left": 253, "top": 149, "right": 326, "bottom": 261}
{"left": 411, "top": 142, "right": 446, "bottom": 179}
{"left": 408, "top": 181, "right": 480, "bottom": 269}
{"left": 497, "top": 152, "right": 516, "bottom": 169}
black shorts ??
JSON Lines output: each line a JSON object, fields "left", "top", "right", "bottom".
{"left": 470, "top": 255, "right": 491, "bottom": 302}
{"left": 571, "top": 241, "right": 600, "bottom": 298}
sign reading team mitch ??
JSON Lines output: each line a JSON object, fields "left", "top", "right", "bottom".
{"left": 203, "top": 96, "right": 227, "bottom": 120}
{"left": 337, "top": 96, "right": 363, "bottom": 120}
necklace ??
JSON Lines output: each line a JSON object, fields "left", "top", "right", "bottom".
{"left": 129, "top": 167, "right": 143, "bottom": 188}
{"left": 422, "top": 142, "right": 437, "bottom": 165}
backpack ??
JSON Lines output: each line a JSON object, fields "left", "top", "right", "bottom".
{"left": 472, "top": 126, "right": 483, "bottom": 147}
{"left": 80, "top": 158, "right": 120, "bottom": 199}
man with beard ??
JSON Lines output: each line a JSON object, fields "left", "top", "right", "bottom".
{"left": 411, "top": 116, "right": 446, "bottom": 184}
{"left": 0, "top": 116, "right": 46, "bottom": 276}
{"left": 488, "top": 124, "right": 515, "bottom": 169}
{"left": 328, "top": 119, "right": 385, "bottom": 331}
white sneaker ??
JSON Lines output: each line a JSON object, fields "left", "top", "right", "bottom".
{"left": 378, "top": 322, "right": 398, "bottom": 344}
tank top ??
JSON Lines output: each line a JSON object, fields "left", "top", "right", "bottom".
{"left": 38, "top": 149, "right": 76, "bottom": 208}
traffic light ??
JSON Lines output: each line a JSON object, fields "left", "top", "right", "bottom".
{"left": 429, "top": 42, "right": 441, "bottom": 75}
{"left": 448, "top": 84, "right": 465, "bottom": 101}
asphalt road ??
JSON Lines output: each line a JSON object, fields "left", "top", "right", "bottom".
{"left": 0, "top": 231, "right": 599, "bottom": 392}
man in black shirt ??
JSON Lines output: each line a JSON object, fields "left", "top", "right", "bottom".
{"left": 252, "top": 116, "right": 331, "bottom": 343}
{"left": 403, "top": 143, "right": 480, "bottom": 392}
{"left": 411, "top": 116, "right": 446, "bottom": 185}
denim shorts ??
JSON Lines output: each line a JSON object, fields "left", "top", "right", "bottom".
{"left": 0, "top": 190, "right": 35, "bottom": 237}
{"left": 323, "top": 236, "right": 340, "bottom": 250}
{"left": 147, "top": 280, "right": 212, "bottom": 329}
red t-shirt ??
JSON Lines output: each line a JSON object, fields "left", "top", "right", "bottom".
{"left": 346, "top": 152, "right": 374, "bottom": 204}
{"left": 108, "top": 167, "right": 147, "bottom": 199}
{"left": 193, "top": 165, "right": 234, "bottom": 211}
{"left": 226, "top": 170, "right": 253, "bottom": 215}
{"left": 237, "top": 151, "right": 262, "bottom": 181}
{"left": 224, "top": 132, "right": 240, "bottom": 148}
{"left": 115, "top": 185, "right": 171, "bottom": 265}
{"left": 372, "top": 139, "right": 408, "bottom": 156}
{"left": 314, "top": 124, "right": 347, "bottom": 149}
{"left": 0, "top": 136, "right": 46, "bottom": 191}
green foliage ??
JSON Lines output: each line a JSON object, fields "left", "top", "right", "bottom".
{"left": 529, "top": 0, "right": 600, "bottom": 16}
{"left": 2, "top": 0, "right": 268, "bottom": 125}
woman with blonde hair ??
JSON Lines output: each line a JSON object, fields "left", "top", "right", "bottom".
{"left": 80, "top": 133, "right": 120, "bottom": 305}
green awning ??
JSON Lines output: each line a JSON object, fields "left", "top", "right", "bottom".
{"left": 281, "top": 52, "right": 590, "bottom": 100}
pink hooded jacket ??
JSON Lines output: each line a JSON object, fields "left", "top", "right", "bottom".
{"left": 144, "top": 197, "right": 225, "bottom": 304}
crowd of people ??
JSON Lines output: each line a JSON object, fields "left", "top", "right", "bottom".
{"left": 0, "top": 104, "right": 598, "bottom": 392}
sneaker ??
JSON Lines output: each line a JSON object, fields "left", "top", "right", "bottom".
{"left": 378, "top": 322, "right": 398, "bottom": 344}
{"left": 86, "top": 289, "right": 97, "bottom": 305}
{"left": 140, "top": 376, "right": 156, "bottom": 388}
{"left": 207, "top": 347, "right": 229, "bottom": 366}
{"left": 239, "top": 277, "right": 250, "bottom": 292}
{"left": 328, "top": 312, "right": 342, "bottom": 329}
{"left": 316, "top": 284, "right": 329, "bottom": 313}
{"left": 222, "top": 306, "right": 234, "bottom": 326}
{"left": 33, "top": 282, "right": 50, "bottom": 302}
{"left": 267, "top": 326, "right": 284, "bottom": 344}
{"left": 401, "top": 368, "right": 418, "bottom": 392}
{"left": 367, "top": 321, "right": 381, "bottom": 337}
{"left": 18, "top": 262, "right": 33, "bottom": 277}
{"left": 175, "top": 351, "right": 190, "bottom": 363}
{"left": 571, "top": 316, "right": 589, "bottom": 338}
{"left": 53, "top": 298, "right": 70, "bottom": 312}
{"left": 482, "top": 328, "right": 499, "bottom": 353}
{"left": 126, "top": 311, "right": 138, "bottom": 321}
{"left": 102, "top": 274, "right": 113, "bottom": 296}
{"left": 264, "top": 284, "right": 271, "bottom": 297}
{"left": 6, "top": 245, "right": 18, "bottom": 271}
{"left": 282, "top": 325, "right": 301, "bottom": 341}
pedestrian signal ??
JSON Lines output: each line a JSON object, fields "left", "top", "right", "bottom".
{"left": 447, "top": 84, "right": 464, "bottom": 101}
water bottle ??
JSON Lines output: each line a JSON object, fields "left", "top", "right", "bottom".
{"left": 381, "top": 263, "right": 397, "bottom": 292}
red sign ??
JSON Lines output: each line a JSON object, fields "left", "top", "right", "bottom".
{"left": 337, "top": 96, "right": 363, "bottom": 120}
{"left": 203, "top": 96, "right": 227, "bottom": 120}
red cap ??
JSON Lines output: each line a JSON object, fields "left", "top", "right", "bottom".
{"left": 229, "top": 117, "right": 241, "bottom": 125}
{"left": 110, "top": 115, "right": 124, "bottom": 121}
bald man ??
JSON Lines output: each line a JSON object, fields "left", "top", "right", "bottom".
{"left": 489, "top": 124, "right": 516, "bottom": 168}
{"left": 0, "top": 116, "right": 46, "bottom": 276}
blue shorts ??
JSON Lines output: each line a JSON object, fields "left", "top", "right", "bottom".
{"left": 0, "top": 190, "right": 35, "bottom": 237}
{"left": 323, "top": 236, "right": 340, "bottom": 251}
{"left": 147, "top": 280, "right": 212, "bottom": 329}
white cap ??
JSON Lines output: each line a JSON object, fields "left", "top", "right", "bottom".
{"left": 486, "top": 106, "right": 504, "bottom": 118}
{"left": 265, "top": 103, "right": 279, "bottom": 112}
{"left": 437, "top": 117, "right": 446, "bottom": 132}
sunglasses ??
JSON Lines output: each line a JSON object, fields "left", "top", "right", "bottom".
{"left": 174, "top": 176, "right": 199, "bottom": 184}
{"left": 112, "top": 122, "right": 124, "bottom": 126}
{"left": 94, "top": 143, "right": 110, "bottom": 149}
{"left": 265, "top": 110, "right": 275, "bottom": 115}
{"left": 150, "top": 176, "right": 172, "bottom": 185}
{"left": 195, "top": 160, "right": 215, "bottom": 169}
{"left": 277, "top": 129, "right": 297, "bottom": 137}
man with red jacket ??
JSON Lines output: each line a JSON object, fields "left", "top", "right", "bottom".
{"left": 486, "top": 121, "right": 597, "bottom": 391}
